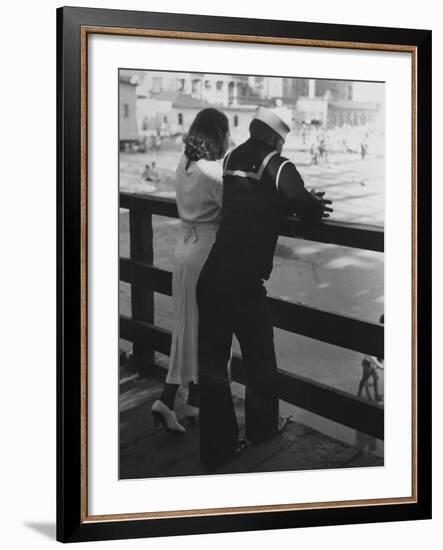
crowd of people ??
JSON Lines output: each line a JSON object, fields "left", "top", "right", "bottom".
{"left": 302, "top": 125, "right": 375, "bottom": 164}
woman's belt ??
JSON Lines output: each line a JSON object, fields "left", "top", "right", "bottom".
{"left": 180, "top": 220, "right": 219, "bottom": 243}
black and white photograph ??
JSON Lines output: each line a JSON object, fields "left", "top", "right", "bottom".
{"left": 0, "top": 0, "right": 436, "bottom": 546}
{"left": 119, "top": 69, "right": 385, "bottom": 479}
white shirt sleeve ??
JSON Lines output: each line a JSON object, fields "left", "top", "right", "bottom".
{"left": 198, "top": 159, "right": 223, "bottom": 183}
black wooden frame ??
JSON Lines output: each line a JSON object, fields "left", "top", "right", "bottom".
{"left": 57, "top": 6, "right": 432, "bottom": 543}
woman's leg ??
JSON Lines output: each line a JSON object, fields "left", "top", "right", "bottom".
{"left": 187, "top": 382, "right": 199, "bottom": 408}
{"left": 163, "top": 228, "right": 189, "bottom": 406}
{"left": 152, "top": 383, "right": 186, "bottom": 433}
{"left": 160, "top": 383, "right": 179, "bottom": 410}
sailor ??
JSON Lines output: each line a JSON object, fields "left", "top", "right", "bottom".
{"left": 196, "top": 107, "right": 332, "bottom": 468}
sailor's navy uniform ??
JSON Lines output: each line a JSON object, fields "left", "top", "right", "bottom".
{"left": 196, "top": 129, "right": 323, "bottom": 467}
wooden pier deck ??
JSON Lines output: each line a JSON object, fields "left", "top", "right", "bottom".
{"left": 119, "top": 371, "right": 383, "bottom": 480}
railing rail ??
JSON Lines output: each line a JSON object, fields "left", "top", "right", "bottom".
{"left": 119, "top": 192, "right": 384, "bottom": 440}
{"left": 120, "top": 260, "right": 383, "bottom": 357}
{"left": 120, "top": 191, "right": 384, "bottom": 252}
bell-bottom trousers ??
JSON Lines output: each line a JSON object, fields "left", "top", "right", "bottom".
{"left": 196, "top": 261, "right": 279, "bottom": 465}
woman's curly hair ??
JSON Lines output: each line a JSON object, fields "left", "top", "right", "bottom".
{"left": 183, "top": 108, "right": 229, "bottom": 162}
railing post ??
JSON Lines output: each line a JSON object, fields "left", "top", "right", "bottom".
{"left": 129, "top": 209, "right": 154, "bottom": 376}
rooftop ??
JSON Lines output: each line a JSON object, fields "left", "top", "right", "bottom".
{"left": 119, "top": 75, "right": 137, "bottom": 86}
{"left": 329, "top": 100, "right": 381, "bottom": 110}
{"left": 149, "top": 90, "right": 182, "bottom": 102}
{"left": 172, "top": 92, "right": 211, "bottom": 109}
{"left": 146, "top": 91, "right": 259, "bottom": 111}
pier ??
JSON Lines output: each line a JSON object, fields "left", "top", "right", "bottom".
{"left": 120, "top": 363, "right": 383, "bottom": 478}
{"left": 119, "top": 192, "right": 384, "bottom": 477}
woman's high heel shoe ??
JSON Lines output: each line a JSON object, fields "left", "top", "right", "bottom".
{"left": 151, "top": 400, "right": 186, "bottom": 433}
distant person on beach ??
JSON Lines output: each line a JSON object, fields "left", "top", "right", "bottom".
{"left": 197, "top": 107, "right": 333, "bottom": 468}
{"left": 142, "top": 162, "right": 160, "bottom": 183}
{"left": 357, "top": 314, "right": 384, "bottom": 402}
{"left": 151, "top": 108, "right": 230, "bottom": 433}
{"left": 154, "top": 131, "right": 162, "bottom": 150}
{"left": 360, "top": 141, "right": 368, "bottom": 160}
{"left": 142, "top": 164, "right": 153, "bottom": 181}
{"left": 310, "top": 142, "right": 318, "bottom": 164}
{"left": 150, "top": 162, "right": 160, "bottom": 182}
{"left": 318, "top": 135, "right": 328, "bottom": 163}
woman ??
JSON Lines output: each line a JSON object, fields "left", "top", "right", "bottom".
{"left": 151, "top": 108, "right": 230, "bottom": 432}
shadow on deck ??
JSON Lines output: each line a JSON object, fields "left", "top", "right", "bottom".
{"left": 119, "top": 373, "right": 383, "bottom": 480}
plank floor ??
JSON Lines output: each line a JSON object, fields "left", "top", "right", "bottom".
{"left": 119, "top": 374, "right": 383, "bottom": 479}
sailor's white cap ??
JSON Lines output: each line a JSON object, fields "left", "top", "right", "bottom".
{"left": 253, "top": 107, "right": 291, "bottom": 139}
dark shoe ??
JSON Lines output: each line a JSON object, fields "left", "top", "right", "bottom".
{"left": 278, "top": 414, "right": 292, "bottom": 434}
{"left": 234, "top": 438, "right": 249, "bottom": 455}
{"left": 201, "top": 439, "right": 249, "bottom": 471}
{"left": 247, "top": 415, "right": 292, "bottom": 445}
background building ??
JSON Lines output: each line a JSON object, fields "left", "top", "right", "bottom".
{"left": 134, "top": 70, "right": 258, "bottom": 107}
{"left": 119, "top": 75, "right": 138, "bottom": 147}
{"left": 291, "top": 78, "right": 382, "bottom": 128}
{"left": 135, "top": 90, "right": 257, "bottom": 137}
{"left": 119, "top": 70, "right": 384, "bottom": 149}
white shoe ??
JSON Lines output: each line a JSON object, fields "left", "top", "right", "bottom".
{"left": 151, "top": 400, "right": 186, "bottom": 433}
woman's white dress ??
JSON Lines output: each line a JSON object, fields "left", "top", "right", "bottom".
{"left": 165, "top": 154, "right": 223, "bottom": 385}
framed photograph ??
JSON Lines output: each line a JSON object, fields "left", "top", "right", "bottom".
{"left": 57, "top": 6, "right": 432, "bottom": 543}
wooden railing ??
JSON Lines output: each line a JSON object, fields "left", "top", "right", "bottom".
{"left": 120, "top": 191, "right": 384, "bottom": 440}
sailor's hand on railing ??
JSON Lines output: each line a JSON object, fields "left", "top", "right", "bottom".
{"left": 311, "top": 190, "right": 333, "bottom": 219}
